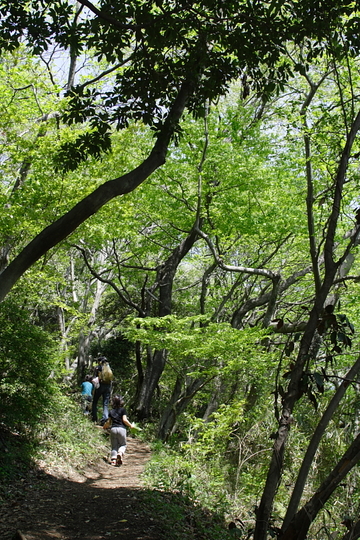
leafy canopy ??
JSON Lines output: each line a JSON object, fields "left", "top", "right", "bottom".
{"left": 1, "top": 0, "right": 360, "bottom": 169}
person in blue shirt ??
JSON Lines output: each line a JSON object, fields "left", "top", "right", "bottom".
{"left": 81, "top": 374, "right": 93, "bottom": 415}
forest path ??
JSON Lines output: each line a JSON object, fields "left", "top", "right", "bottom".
{"left": 1, "top": 436, "right": 167, "bottom": 540}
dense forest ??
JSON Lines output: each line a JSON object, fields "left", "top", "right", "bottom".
{"left": 2, "top": 1, "right": 360, "bottom": 539}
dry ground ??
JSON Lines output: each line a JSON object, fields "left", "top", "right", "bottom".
{"left": 0, "top": 437, "right": 168, "bottom": 540}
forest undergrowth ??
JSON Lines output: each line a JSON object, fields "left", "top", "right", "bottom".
{"left": 0, "top": 392, "right": 240, "bottom": 540}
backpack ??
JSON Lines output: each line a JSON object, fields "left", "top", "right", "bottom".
{"left": 100, "top": 362, "right": 114, "bottom": 383}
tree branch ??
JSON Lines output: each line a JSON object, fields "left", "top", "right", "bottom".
{"left": 281, "top": 432, "right": 360, "bottom": 540}
{"left": 282, "top": 354, "right": 360, "bottom": 530}
{"left": 0, "top": 74, "right": 201, "bottom": 302}
{"left": 196, "top": 228, "right": 278, "bottom": 280}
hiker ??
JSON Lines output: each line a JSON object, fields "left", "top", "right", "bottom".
{"left": 80, "top": 374, "right": 93, "bottom": 415}
{"left": 104, "top": 394, "right": 134, "bottom": 466}
{"left": 91, "top": 356, "right": 114, "bottom": 425}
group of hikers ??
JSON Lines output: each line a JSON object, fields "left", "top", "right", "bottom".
{"left": 81, "top": 356, "right": 135, "bottom": 466}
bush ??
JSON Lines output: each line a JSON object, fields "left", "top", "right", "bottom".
{"left": 0, "top": 299, "right": 58, "bottom": 431}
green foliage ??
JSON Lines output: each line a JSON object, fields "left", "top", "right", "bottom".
{"left": 35, "top": 390, "right": 108, "bottom": 470}
{"left": 2, "top": 5, "right": 360, "bottom": 537}
{"left": 0, "top": 299, "right": 58, "bottom": 430}
{"left": 0, "top": 426, "right": 38, "bottom": 488}
{"left": 143, "top": 404, "right": 275, "bottom": 531}
{"left": 139, "top": 487, "right": 237, "bottom": 540}
{"left": 0, "top": 295, "right": 106, "bottom": 484}
{"left": 90, "top": 334, "right": 134, "bottom": 378}
{"left": 123, "top": 315, "right": 270, "bottom": 368}
{"left": 1, "top": 1, "right": 358, "bottom": 168}
{"left": 144, "top": 442, "right": 232, "bottom": 516}
{"left": 0, "top": 386, "right": 108, "bottom": 490}
{"left": 185, "top": 400, "right": 247, "bottom": 457}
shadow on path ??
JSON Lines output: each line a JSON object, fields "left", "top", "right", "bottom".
{"left": 1, "top": 438, "right": 165, "bottom": 540}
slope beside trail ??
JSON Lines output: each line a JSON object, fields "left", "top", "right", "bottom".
{"left": 1, "top": 436, "right": 168, "bottom": 540}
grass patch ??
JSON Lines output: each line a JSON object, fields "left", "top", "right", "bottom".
{"left": 0, "top": 389, "right": 106, "bottom": 503}
{"left": 138, "top": 488, "right": 240, "bottom": 540}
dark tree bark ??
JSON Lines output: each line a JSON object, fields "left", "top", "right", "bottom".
{"left": 280, "top": 433, "right": 360, "bottom": 540}
{"left": 0, "top": 77, "right": 199, "bottom": 302}
{"left": 254, "top": 109, "right": 360, "bottom": 540}
{"left": 282, "top": 355, "right": 360, "bottom": 530}
{"left": 341, "top": 519, "right": 360, "bottom": 540}
{"left": 158, "top": 376, "right": 207, "bottom": 441}
{"left": 135, "top": 221, "right": 200, "bottom": 420}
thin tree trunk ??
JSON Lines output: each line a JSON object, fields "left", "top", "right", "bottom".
{"left": 158, "top": 376, "right": 207, "bottom": 441}
{"left": 135, "top": 221, "right": 201, "bottom": 419}
{"left": 341, "top": 519, "right": 360, "bottom": 540}
{"left": 254, "top": 292, "right": 334, "bottom": 540}
{"left": 282, "top": 355, "right": 360, "bottom": 530}
{"left": 136, "top": 348, "right": 167, "bottom": 420}
{"left": 76, "top": 252, "right": 108, "bottom": 382}
{"left": 281, "top": 433, "right": 360, "bottom": 540}
{"left": 254, "top": 109, "right": 360, "bottom": 540}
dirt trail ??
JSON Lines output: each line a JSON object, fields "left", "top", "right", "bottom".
{"left": 1, "top": 437, "right": 166, "bottom": 540}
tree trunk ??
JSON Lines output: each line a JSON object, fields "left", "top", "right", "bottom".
{"left": 76, "top": 252, "right": 108, "bottom": 383}
{"left": 254, "top": 295, "right": 333, "bottom": 540}
{"left": 280, "top": 433, "right": 360, "bottom": 540}
{"left": 341, "top": 520, "right": 360, "bottom": 540}
{"left": 254, "top": 109, "right": 360, "bottom": 540}
{"left": 157, "top": 376, "right": 183, "bottom": 440}
{"left": 282, "top": 355, "right": 360, "bottom": 530}
{"left": 135, "top": 222, "right": 200, "bottom": 419}
{"left": 202, "top": 376, "right": 224, "bottom": 423}
{"left": 158, "top": 376, "right": 206, "bottom": 441}
{"left": 0, "top": 77, "right": 199, "bottom": 303}
{"left": 135, "top": 348, "right": 167, "bottom": 420}
{"left": 132, "top": 340, "right": 144, "bottom": 408}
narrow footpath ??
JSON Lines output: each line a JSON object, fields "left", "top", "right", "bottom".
{"left": 1, "top": 437, "right": 167, "bottom": 540}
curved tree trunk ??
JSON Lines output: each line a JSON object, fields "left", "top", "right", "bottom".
{"left": 158, "top": 376, "right": 207, "bottom": 441}
{"left": 254, "top": 109, "right": 360, "bottom": 540}
{"left": 0, "top": 77, "right": 199, "bottom": 303}
{"left": 254, "top": 287, "right": 336, "bottom": 540}
{"left": 282, "top": 355, "right": 360, "bottom": 530}
{"left": 157, "top": 375, "right": 183, "bottom": 440}
{"left": 280, "top": 433, "right": 360, "bottom": 540}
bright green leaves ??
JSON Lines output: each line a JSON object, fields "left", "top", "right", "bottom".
{"left": 0, "top": 298, "right": 58, "bottom": 429}
{"left": 8, "top": 0, "right": 357, "bottom": 168}
{"left": 1, "top": 0, "right": 359, "bottom": 173}
{"left": 123, "top": 314, "right": 273, "bottom": 377}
